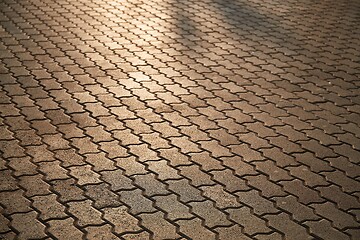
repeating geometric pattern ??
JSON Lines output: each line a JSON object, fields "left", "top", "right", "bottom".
{"left": 0, "top": 0, "right": 360, "bottom": 239}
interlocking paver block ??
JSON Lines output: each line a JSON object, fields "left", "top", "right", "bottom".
{"left": 67, "top": 200, "right": 104, "bottom": 227}
{"left": 32, "top": 194, "right": 67, "bottom": 220}
{"left": 190, "top": 200, "right": 232, "bottom": 228}
{"left": 10, "top": 211, "right": 47, "bottom": 240}
{"left": 48, "top": 218, "right": 83, "bottom": 240}
{"left": 177, "top": 218, "right": 216, "bottom": 240}
{"left": 85, "top": 225, "right": 118, "bottom": 240}
{"left": 139, "top": 211, "right": 180, "bottom": 239}
{"left": 103, "top": 206, "right": 141, "bottom": 235}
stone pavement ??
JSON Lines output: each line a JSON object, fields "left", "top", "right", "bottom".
{"left": 0, "top": 0, "right": 360, "bottom": 239}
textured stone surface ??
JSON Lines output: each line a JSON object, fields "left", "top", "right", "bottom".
{"left": 0, "top": 0, "right": 359, "bottom": 238}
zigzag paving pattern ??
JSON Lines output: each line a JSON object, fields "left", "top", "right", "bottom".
{"left": 0, "top": 0, "right": 360, "bottom": 239}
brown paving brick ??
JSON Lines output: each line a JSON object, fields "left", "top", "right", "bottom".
{"left": 115, "top": 156, "right": 147, "bottom": 176}
{"left": 54, "top": 148, "right": 84, "bottom": 167}
{"left": 245, "top": 174, "right": 287, "bottom": 198}
{"left": 274, "top": 195, "right": 320, "bottom": 222}
{"left": 10, "top": 211, "right": 47, "bottom": 240}
{"left": 51, "top": 178, "right": 86, "bottom": 203}
{"left": 306, "top": 219, "right": 351, "bottom": 240}
{"left": 99, "top": 140, "right": 129, "bottom": 159}
{"left": 265, "top": 212, "right": 312, "bottom": 240}
{"left": 178, "top": 165, "right": 214, "bottom": 186}
{"left": 227, "top": 206, "right": 271, "bottom": 235}
{"left": 0, "top": 140, "right": 26, "bottom": 158}
{"left": 311, "top": 202, "right": 359, "bottom": 229}
{"left": 280, "top": 179, "right": 324, "bottom": 204}
{"left": 38, "top": 160, "right": 68, "bottom": 181}
{"left": 84, "top": 183, "right": 121, "bottom": 209}
{"left": 0, "top": 170, "right": 19, "bottom": 191}
{"left": 84, "top": 152, "right": 116, "bottom": 171}
{"left": 32, "top": 194, "right": 67, "bottom": 220}
{"left": 287, "top": 165, "right": 328, "bottom": 187}
{"left": 139, "top": 211, "right": 180, "bottom": 239}
{"left": 293, "top": 152, "right": 333, "bottom": 173}
{"left": 69, "top": 164, "right": 101, "bottom": 185}
{"left": 177, "top": 218, "right": 216, "bottom": 240}
{"left": 122, "top": 231, "right": 151, "bottom": 240}
{"left": 201, "top": 185, "right": 240, "bottom": 209}
{"left": 0, "top": 190, "right": 31, "bottom": 214}
{"left": 190, "top": 200, "right": 232, "bottom": 228}
{"left": 145, "top": 161, "right": 179, "bottom": 181}
{"left": 211, "top": 169, "right": 250, "bottom": 192}
{"left": 48, "top": 218, "right": 84, "bottom": 240}
{"left": 103, "top": 206, "right": 141, "bottom": 235}
{"left": 100, "top": 169, "right": 134, "bottom": 191}
{"left": 19, "top": 174, "right": 51, "bottom": 197}
{"left": 316, "top": 185, "right": 360, "bottom": 211}
{"left": 153, "top": 194, "right": 193, "bottom": 221}
{"left": 216, "top": 225, "right": 252, "bottom": 240}
{"left": 133, "top": 173, "right": 169, "bottom": 197}
{"left": 85, "top": 225, "right": 118, "bottom": 240}
{"left": 119, "top": 188, "right": 156, "bottom": 214}
{"left": 322, "top": 170, "right": 360, "bottom": 193}
{"left": 236, "top": 190, "right": 279, "bottom": 215}
{"left": 167, "top": 179, "right": 205, "bottom": 203}
{"left": 68, "top": 199, "right": 104, "bottom": 227}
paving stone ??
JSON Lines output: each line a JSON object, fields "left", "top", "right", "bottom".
{"left": 146, "top": 160, "right": 181, "bottom": 180}
{"left": 69, "top": 164, "right": 101, "bottom": 185}
{"left": 316, "top": 185, "right": 360, "bottom": 210}
{"left": 287, "top": 165, "right": 328, "bottom": 187}
{"left": 139, "top": 211, "right": 180, "bottom": 239}
{"left": 19, "top": 174, "right": 51, "bottom": 197}
{"left": 119, "top": 188, "right": 156, "bottom": 214}
{"left": 84, "top": 183, "right": 121, "bottom": 208}
{"left": 48, "top": 218, "right": 84, "bottom": 240}
{"left": 306, "top": 219, "right": 351, "bottom": 240}
{"left": 321, "top": 170, "right": 360, "bottom": 193}
{"left": 0, "top": 140, "right": 26, "bottom": 158}
{"left": 122, "top": 231, "right": 151, "bottom": 240}
{"left": 265, "top": 212, "right": 312, "bottom": 240}
{"left": 133, "top": 173, "right": 169, "bottom": 197}
{"left": 10, "top": 211, "right": 47, "bottom": 240}
{"left": 85, "top": 225, "right": 118, "bottom": 240}
{"left": 177, "top": 218, "right": 216, "bottom": 240}
{"left": 51, "top": 178, "right": 86, "bottom": 203}
{"left": 310, "top": 202, "right": 359, "bottom": 229}
{"left": 216, "top": 225, "right": 252, "bottom": 240}
{"left": 227, "top": 206, "right": 272, "bottom": 235}
{"left": 101, "top": 169, "right": 134, "bottom": 191}
{"left": 274, "top": 195, "right": 320, "bottom": 222}
{"left": 167, "top": 179, "right": 205, "bottom": 203}
{"left": 201, "top": 185, "right": 241, "bottom": 209}
{"left": 0, "top": 170, "right": 18, "bottom": 191}
{"left": 38, "top": 160, "right": 69, "bottom": 181}
{"left": 159, "top": 148, "right": 192, "bottom": 167}
{"left": 236, "top": 190, "right": 279, "bottom": 215}
{"left": 211, "top": 169, "right": 251, "bottom": 192}
{"left": 32, "top": 194, "right": 67, "bottom": 221}
{"left": 245, "top": 174, "right": 287, "bottom": 198}
{"left": 280, "top": 179, "right": 324, "bottom": 204}
{"left": 84, "top": 152, "right": 116, "bottom": 171}
{"left": 190, "top": 200, "right": 232, "bottom": 228}
{"left": 103, "top": 206, "right": 141, "bottom": 235}
{"left": 115, "top": 156, "right": 147, "bottom": 176}
{"left": 153, "top": 194, "right": 193, "bottom": 221}
{"left": 67, "top": 200, "right": 104, "bottom": 227}
{"left": 179, "top": 165, "right": 214, "bottom": 186}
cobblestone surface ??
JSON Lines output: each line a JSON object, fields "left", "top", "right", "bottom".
{"left": 0, "top": 0, "right": 360, "bottom": 239}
